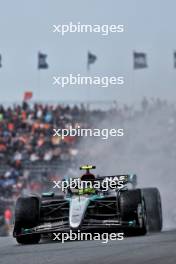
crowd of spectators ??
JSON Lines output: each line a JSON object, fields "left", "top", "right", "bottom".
{"left": 0, "top": 102, "right": 89, "bottom": 164}
{"left": 0, "top": 101, "right": 113, "bottom": 202}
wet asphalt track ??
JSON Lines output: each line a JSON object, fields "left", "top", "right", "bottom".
{"left": 1, "top": 231, "right": 176, "bottom": 264}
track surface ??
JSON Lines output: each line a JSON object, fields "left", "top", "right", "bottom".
{"left": 1, "top": 231, "right": 176, "bottom": 264}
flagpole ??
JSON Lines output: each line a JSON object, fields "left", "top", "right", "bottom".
{"left": 132, "top": 51, "right": 135, "bottom": 101}
{"left": 37, "top": 52, "right": 40, "bottom": 103}
{"left": 86, "top": 57, "right": 90, "bottom": 111}
{"left": 37, "top": 51, "right": 48, "bottom": 103}
{"left": 37, "top": 52, "right": 40, "bottom": 102}
{"left": 86, "top": 51, "right": 97, "bottom": 109}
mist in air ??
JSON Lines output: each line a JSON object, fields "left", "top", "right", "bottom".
{"left": 76, "top": 100, "right": 176, "bottom": 230}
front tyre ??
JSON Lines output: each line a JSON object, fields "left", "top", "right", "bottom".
{"left": 16, "top": 234, "right": 41, "bottom": 245}
{"left": 120, "top": 189, "right": 147, "bottom": 236}
{"left": 13, "top": 196, "right": 41, "bottom": 244}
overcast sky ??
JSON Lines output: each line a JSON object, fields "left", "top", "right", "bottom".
{"left": 0, "top": 0, "right": 176, "bottom": 104}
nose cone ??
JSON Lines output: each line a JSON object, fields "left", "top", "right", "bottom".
{"left": 69, "top": 196, "right": 89, "bottom": 229}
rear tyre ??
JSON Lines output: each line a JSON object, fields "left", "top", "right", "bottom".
{"left": 120, "top": 189, "right": 147, "bottom": 236}
{"left": 142, "top": 188, "right": 162, "bottom": 232}
{"left": 14, "top": 197, "right": 41, "bottom": 244}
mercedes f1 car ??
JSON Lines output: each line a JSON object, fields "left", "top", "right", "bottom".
{"left": 13, "top": 165, "right": 162, "bottom": 244}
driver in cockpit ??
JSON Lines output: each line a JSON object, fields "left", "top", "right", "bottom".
{"left": 78, "top": 165, "right": 96, "bottom": 195}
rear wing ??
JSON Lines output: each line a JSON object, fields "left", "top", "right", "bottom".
{"left": 96, "top": 174, "right": 137, "bottom": 188}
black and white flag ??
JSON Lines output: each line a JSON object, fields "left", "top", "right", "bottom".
{"left": 87, "top": 51, "right": 97, "bottom": 70}
{"left": 133, "top": 52, "right": 147, "bottom": 69}
{"left": 38, "top": 52, "right": 49, "bottom": 69}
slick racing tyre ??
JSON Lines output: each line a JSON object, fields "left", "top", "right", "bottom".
{"left": 14, "top": 197, "right": 41, "bottom": 244}
{"left": 120, "top": 189, "right": 147, "bottom": 235}
{"left": 142, "top": 188, "right": 162, "bottom": 232}
{"left": 16, "top": 233, "right": 41, "bottom": 245}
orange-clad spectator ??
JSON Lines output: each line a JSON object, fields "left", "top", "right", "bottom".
{"left": 4, "top": 208, "right": 12, "bottom": 225}
{"left": 8, "top": 122, "right": 14, "bottom": 131}
{"left": 64, "top": 136, "right": 76, "bottom": 144}
{"left": 51, "top": 136, "right": 62, "bottom": 145}
{"left": 32, "top": 121, "right": 40, "bottom": 132}
{"left": 0, "top": 143, "right": 6, "bottom": 152}
{"left": 21, "top": 111, "right": 27, "bottom": 121}
{"left": 30, "top": 182, "right": 42, "bottom": 192}
{"left": 44, "top": 123, "right": 50, "bottom": 130}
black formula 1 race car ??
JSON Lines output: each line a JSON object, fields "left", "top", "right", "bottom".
{"left": 13, "top": 165, "right": 162, "bottom": 244}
